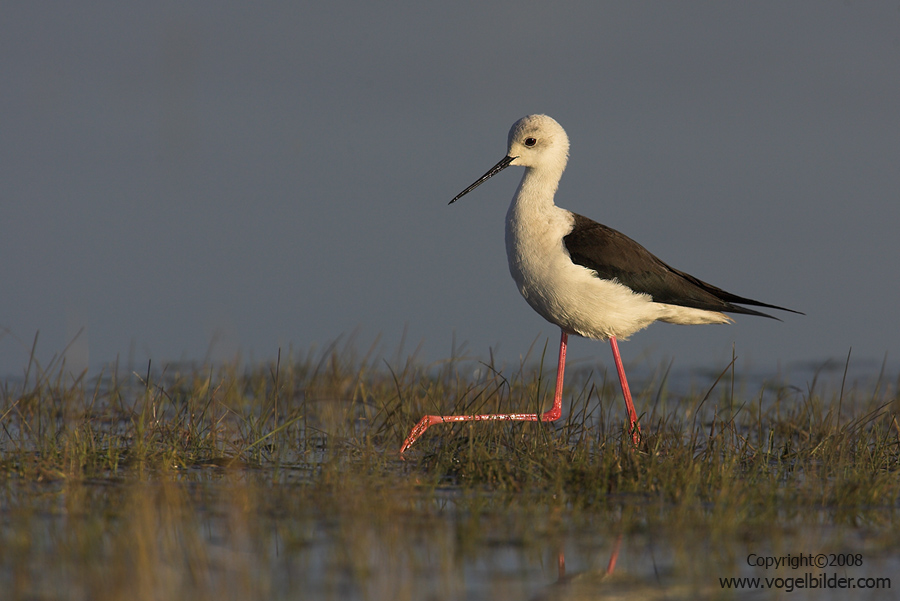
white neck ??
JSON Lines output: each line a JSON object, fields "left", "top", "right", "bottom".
{"left": 511, "top": 165, "right": 564, "bottom": 214}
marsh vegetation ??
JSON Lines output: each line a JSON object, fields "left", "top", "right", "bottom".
{"left": 1, "top": 338, "right": 898, "bottom": 600}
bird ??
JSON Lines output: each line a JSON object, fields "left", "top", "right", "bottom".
{"left": 399, "top": 114, "right": 800, "bottom": 453}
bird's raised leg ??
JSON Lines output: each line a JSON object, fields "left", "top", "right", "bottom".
{"left": 609, "top": 336, "right": 641, "bottom": 444}
{"left": 543, "top": 329, "right": 567, "bottom": 421}
{"left": 399, "top": 330, "right": 568, "bottom": 453}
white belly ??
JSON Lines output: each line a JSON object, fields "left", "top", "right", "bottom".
{"left": 505, "top": 204, "right": 729, "bottom": 340}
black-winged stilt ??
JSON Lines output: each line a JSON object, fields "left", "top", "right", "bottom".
{"left": 400, "top": 114, "right": 800, "bottom": 453}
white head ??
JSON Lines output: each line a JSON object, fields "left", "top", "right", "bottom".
{"left": 449, "top": 114, "right": 571, "bottom": 204}
{"left": 506, "top": 114, "right": 570, "bottom": 172}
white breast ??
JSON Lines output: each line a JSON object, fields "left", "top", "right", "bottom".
{"left": 505, "top": 195, "right": 667, "bottom": 341}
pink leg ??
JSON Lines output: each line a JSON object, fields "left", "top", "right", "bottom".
{"left": 609, "top": 337, "right": 641, "bottom": 443}
{"left": 399, "top": 330, "right": 568, "bottom": 453}
{"left": 558, "top": 534, "right": 620, "bottom": 584}
{"left": 605, "top": 533, "right": 623, "bottom": 575}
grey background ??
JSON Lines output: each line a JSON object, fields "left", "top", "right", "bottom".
{"left": 2, "top": 3, "right": 898, "bottom": 380}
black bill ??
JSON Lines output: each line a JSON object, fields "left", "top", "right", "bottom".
{"left": 449, "top": 155, "right": 516, "bottom": 204}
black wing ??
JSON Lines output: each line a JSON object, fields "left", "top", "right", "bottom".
{"left": 562, "top": 213, "right": 802, "bottom": 319}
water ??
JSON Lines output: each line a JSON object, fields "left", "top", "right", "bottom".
{"left": 1, "top": 356, "right": 897, "bottom": 600}
{"left": 2, "top": 468, "right": 897, "bottom": 601}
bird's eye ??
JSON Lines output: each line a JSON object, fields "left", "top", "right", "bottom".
{"left": 524, "top": 137, "right": 537, "bottom": 147}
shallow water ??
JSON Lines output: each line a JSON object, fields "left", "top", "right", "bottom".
{"left": 1, "top": 354, "right": 897, "bottom": 600}
{"left": 2, "top": 469, "right": 897, "bottom": 601}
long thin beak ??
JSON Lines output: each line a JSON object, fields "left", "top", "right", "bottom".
{"left": 449, "top": 155, "right": 516, "bottom": 204}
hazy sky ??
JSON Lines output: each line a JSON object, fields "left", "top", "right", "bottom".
{"left": 2, "top": 2, "right": 899, "bottom": 383}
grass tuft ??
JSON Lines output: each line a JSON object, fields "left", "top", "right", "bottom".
{"left": 1, "top": 339, "right": 898, "bottom": 599}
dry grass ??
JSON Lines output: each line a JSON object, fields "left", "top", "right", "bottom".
{"left": 1, "top": 337, "right": 898, "bottom": 600}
